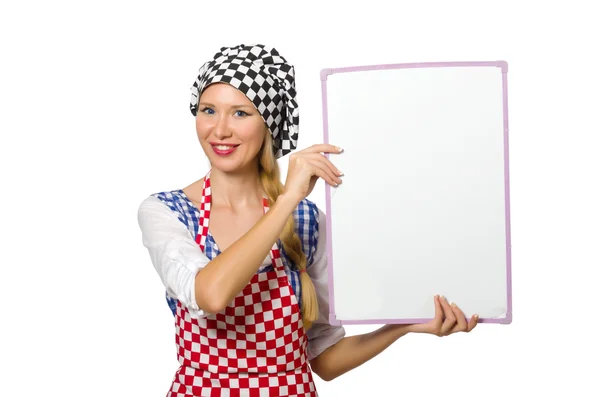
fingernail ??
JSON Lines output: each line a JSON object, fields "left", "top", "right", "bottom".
{"left": 338, "top": 171, "right": 344, "bottom": 176}
{"left": 450, "top": 301, "right": 455, "bottom": 307}
{"left": 336, "top": 146, "right": 343, "bottom": 152}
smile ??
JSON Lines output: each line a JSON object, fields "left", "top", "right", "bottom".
{"left": 211, "top": 144, "right": 239, "bottom": 156}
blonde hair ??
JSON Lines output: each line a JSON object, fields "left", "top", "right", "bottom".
{"left": 258, "top": 130, "right": 319, "bottom": 330}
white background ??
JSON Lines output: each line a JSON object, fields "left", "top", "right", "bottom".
{"left": 1, "top": 0, "right": 598, "bottom": 396}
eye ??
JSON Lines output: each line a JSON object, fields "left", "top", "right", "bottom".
{"left": 200, "top": 107, "right": 215, "bottom": 115}
{"left": 235, "top": 110, "right": 248, "bottom": 117}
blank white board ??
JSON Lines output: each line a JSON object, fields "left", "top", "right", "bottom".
{"left": 321, "top": 61, "right": 512, "bottom": 325}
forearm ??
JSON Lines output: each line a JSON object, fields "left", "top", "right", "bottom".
{"left": 194, "top": 192, "right": 299, "bottom": 312}
{"left": 310, "top": 324, "right": 412, "bottom": 381}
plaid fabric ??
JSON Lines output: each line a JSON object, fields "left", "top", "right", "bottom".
{"left": 151, "top": 190, "right": 319, "bottom": 316}
{"left": 189, "top": 44, "right": 299, "bottom": 158}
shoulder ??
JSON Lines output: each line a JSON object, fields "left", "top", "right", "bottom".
{"left": 292, "top": 198, "right": 322, "bottom": 268}
{"left": 293, "top": 198, "right": 320, "bottom": 225}
{"left": 138, "top": 190, "right": 195, "bottom": 232}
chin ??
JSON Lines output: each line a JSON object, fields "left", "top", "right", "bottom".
{"left": 212, "top": 161, "right": 242, "bottom": 174}
{"left": 202, "top": 143, "right": 262, "bottom": 173}
{"left": 207, "top": 156, "right": 253, "bottom": 175}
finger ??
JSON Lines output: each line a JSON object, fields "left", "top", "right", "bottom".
{"left": 307, "top": 153, "right": 343, "bottom": 178}
{"left": 467, "top": 314, "right": 479, "bottom": 332}
{"left": 306, "top": 144, "right": 344, "bottom": 154}
{"left": 309, "top": 160, "right": 342, "bottom": 186}
{"left": 302, "top": 155, "right": 340, "bottom": 185}
{"left": 311, "top": 166, "right": 339, "bottom": 187}
{"left": 430, "top": 295, "right": 444, "bottom": 336}
{"left": 433, "top": 295, "right": 444, "bottom": 324}
{"left": 439, "top": 296, "right": 456, "bottom": 335}
{"left": 449, "top": 302, "right": 468, "bottom": 333}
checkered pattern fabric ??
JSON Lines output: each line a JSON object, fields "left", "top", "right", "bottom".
{"left": 189, "top": 44, "right": 299, "bottom": 158}
{"left": 166, "top": 171, "right": 317, "bottom": 396}
{"left": 169, "top": 366, "right": 316, "bottom": 397}
{"left": 152, "top": 180, "right": 319, "bottom": 318}
{"left": 193, "top": 175, "right": 211, "bottom": 251}
{"left": 174, "top": 266, "right": 307, "bottom": 374}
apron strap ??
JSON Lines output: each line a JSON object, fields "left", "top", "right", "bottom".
{"left": 195, "top": 170, "right": 212, "bottom": 252}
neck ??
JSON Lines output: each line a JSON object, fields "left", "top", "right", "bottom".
{"left": 209, "top": 164, "right": 264, "bottom": 209}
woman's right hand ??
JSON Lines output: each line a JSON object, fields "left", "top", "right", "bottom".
{"left": 406, "top": 295, "right": 479, "bottom": 336}
{"left": 282, "top": 144, "right": 344, "bottom": 203}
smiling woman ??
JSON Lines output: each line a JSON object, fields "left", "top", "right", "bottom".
{"left": 138, "top": 44, "right": 345, "bottom": 396}
{"left": 137, "top": 43, "right": 477, "bottom": 397}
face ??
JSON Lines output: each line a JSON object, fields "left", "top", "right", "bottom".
{"left": 196, "top": 83, "right": 268, "bottom": 174}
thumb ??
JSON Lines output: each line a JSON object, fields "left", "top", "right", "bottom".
{"left": 433, "top": 295, "right": 444, "bottom": 326}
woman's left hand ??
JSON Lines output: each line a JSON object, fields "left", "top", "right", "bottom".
{"left": 407, "top": 295, "right": 478, "bottom": 336}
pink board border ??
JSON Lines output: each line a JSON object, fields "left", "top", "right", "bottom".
{"left": 320, "top": 61, "right": 512, "bottom": 326}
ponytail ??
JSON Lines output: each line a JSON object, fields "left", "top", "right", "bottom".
{"left": 258, "top": 131, "right": 319, "bottom": 330}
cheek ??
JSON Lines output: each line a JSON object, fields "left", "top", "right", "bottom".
{"left": 195, "top": 117, "right": 204, "bottom": 134}
{"left": 239, "top": 125, "right": 266, "bottom": 146}
{"left": 196, "top": 119, "right": 211, "bottom": 140}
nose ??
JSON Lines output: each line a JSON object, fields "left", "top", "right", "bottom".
{"left": 213, "top": 114, "right": 232, "bottom": 140}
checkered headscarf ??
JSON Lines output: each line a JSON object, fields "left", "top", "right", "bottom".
{"left": 190, "top": 44, "right": 299, "bottom": 158}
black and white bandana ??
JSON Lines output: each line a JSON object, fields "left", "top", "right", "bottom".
{"left": 190, "top": 44, "right": 299, "bottom": 158}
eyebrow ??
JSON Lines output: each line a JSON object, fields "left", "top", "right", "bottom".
{"left": 199, "top": 102, "right": 254, "bottom": 110}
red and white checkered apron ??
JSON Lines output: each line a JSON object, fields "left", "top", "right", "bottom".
{"left": 167, "top": 171, "right": 318, "bottom": 397}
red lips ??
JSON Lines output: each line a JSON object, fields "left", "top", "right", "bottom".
{"left": 210, "top": 143, "right": 239, "bottom": 156}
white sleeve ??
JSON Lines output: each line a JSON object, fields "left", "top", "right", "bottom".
{"left": 306, "top": 208, "right": 346, "bottom": 361}
{"left": 137, "top": 195, "right": 210, "bottom": 319}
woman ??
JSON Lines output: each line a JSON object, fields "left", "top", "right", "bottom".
{"left": 138, "top": 44, "right": 478, "bottom": 396}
